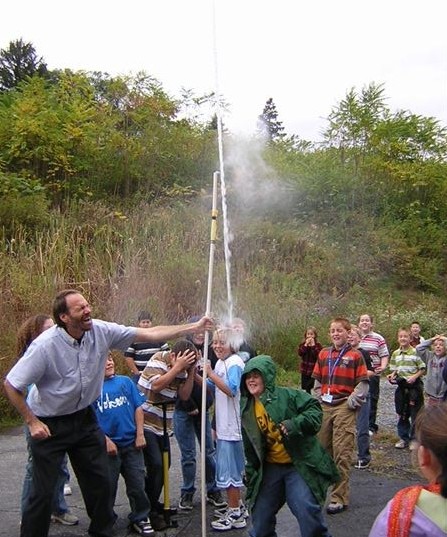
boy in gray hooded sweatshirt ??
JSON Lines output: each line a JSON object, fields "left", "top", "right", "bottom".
{"left": 416, "top": 335, "right": 447, "bottom": 405}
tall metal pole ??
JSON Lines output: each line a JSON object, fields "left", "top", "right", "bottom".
{"left": 200, "top": 171, "right": 219, "bottom": 537}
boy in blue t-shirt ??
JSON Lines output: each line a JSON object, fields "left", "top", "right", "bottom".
{"left": 94, "top": 353, "right": 154, "bottom": 536}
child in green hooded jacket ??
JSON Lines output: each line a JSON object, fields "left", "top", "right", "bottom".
{"left": 241, "top": 355, "right": 338, "bottom": 537}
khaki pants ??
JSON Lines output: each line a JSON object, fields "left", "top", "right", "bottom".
{"left": 318, "top": 401, "right": 357, "bottom": 506}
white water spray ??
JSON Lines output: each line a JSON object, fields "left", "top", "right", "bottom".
{"left": 212, "top": 0, "right": 234, "bottom": 323}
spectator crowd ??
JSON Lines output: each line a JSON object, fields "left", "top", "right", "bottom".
{"left": 4, "top": 293, "right": 447, "bottom": 537}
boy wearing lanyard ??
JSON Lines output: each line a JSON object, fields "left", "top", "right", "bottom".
{"left": 312, "top": 317, "right": 369, "bottom": 515}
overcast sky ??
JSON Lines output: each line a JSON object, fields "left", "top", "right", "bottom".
{"left": 1, "top": 0, "right": 446, "bottom": 141}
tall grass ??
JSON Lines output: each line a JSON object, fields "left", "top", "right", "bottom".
{"left": 1, "top": 196, "right": 447, "bottom": 421}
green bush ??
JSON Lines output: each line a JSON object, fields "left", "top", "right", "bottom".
{"left": 0, "top": 173, "right": 49, "bottom": 234}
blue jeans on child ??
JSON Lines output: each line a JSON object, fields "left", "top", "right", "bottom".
{"left": 107, "top": 444, "right": 150, "bottom": 523}
{"left": 395, "top": 380, "right": 424, "bottom": 443}
{"left": 368, "top": 375, "right": 380, "bottom": 432}
{"left": 249, "top": 462, "right": 331, "bottom": 537}
{"left": 173, "top": 408, "right": 219, "bottom": 494}
{"left": 356, "top": 395, "right": 371, "bottom": 463}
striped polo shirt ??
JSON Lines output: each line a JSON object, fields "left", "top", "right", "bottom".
{"left": 389, "top": 347, "right": 426, "bottom": 379}
{"left": 125, "top": 340, "right": 170, "bottom": 373}
{"left": 138, "top": 351, "right": 187, "bottom": 436}
{"left": 312, "top": 345, "right": 368, "bottom": 403}
{"left": 359, "top": 331, "right": 389, "bottom": 372}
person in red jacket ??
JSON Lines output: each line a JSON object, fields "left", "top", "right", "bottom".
{"left": 297, "top": 327, "right": 322, "bottom": 393}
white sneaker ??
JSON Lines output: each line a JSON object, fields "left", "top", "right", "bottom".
{"left": 51, "top": 512, "right": 79, "bottom": 526}
{"left": 395, "top": 439, "right": 408, "bottom": 449}
{"left": 63, "top": 484, "right": 72, "bottom": 495}
{"left": 131, "top": 518, "right": 155, "bottom": 536}
{"left": 211, "top": 509, "right": 247, "bottom": 531}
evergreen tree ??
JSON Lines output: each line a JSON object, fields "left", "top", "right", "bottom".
{"left": 257, "top": 97, "right": 285, "bottom": 142}
{"left": 0, "top": 39, "right": 48, "bottom": 91}
{"left": 208, "top": 113, "right": 218, "bottom": 131}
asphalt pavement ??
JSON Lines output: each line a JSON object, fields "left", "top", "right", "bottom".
{"left": 0, "top": 424, "right": 418, "bottom": 537}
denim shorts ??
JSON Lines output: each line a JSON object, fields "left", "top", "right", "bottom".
{"left": 215, "top": 439, "right": 245, "bottom": 488}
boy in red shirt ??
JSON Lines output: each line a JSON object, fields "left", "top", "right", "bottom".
{"left": 312, "top": 317, "right": 368, "bottom": 514}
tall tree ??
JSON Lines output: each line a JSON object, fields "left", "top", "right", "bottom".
{"left": 0, "top": 69, "right": 217, "bottom": 204}
{"left": 0, "top": 39, "right": 48, "bottom": 90}
{"left": 257, "top": 97, "right": 285, "bottom": 142}
{"left": 323, "top": 83, "right": 388, "bottom": 169}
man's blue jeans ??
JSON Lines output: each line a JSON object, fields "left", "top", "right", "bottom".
{"left": 107, "top": 444, "right": 150, "bottom": 523}
{"left": 249, "top": 463, "right": 331, "bottom": 537}
{"left": 173, "top": 409, "right": 218, "bottom": 494}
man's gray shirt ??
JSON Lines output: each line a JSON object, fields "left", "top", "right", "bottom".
{"left": 6, "top": 320, "right": 137, "bottom": 417}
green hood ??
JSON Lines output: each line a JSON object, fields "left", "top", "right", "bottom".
{"left": 241, "top": 355, "right": 277, "bottom": 396}
{"left": 240, "top": 354, "right": 340, "bottom": 507}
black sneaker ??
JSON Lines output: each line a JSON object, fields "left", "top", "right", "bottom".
{"left": 207, "top": 490, "right": 227, "bottom": 508}
{"left": 155, "top": 501, "right": 177, "bottom": 516}
{"left": 149, "top": 514, "right": 168, "bottom": 532}
{"left": 354, "top": 459, "right": 370, "bottom": 469}
{"left": 178, "top": 492, "right": 194, "bottom": 510}
{"left": 131, "top": 519, "right": 155, "bottom": 536}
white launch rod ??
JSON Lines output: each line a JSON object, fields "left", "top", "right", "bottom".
{"left": 200, "top": 171, "right": 219, "bottom": 537}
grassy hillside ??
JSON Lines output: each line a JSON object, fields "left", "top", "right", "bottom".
{"left": 1, "top": 188, "right": 446, "bottom": 421}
